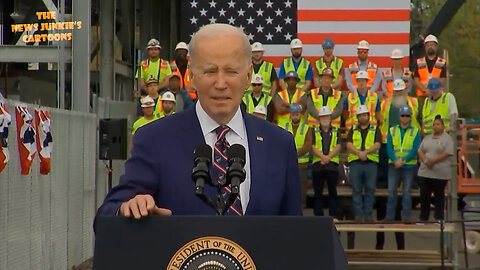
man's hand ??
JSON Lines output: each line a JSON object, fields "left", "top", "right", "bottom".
{"left": 119, "top": 194, "right": 172, "bottom": 219}
{"left": 358, "top": 150, "right": 367, "bottom": 161}
{"left": 320, "top": 154, "right": 330, "bottom": 165}
{"left": 394, "top": 159, "right": 405, "bottom": 169}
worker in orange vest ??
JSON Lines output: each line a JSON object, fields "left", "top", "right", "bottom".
{"left": 381, "top": 49, "right": 412, "bottom": 98}
{"left": 171, "top": 42, "right": 197, "bottom": 100}
{"left": 345, "top": 40, "right": 381, "bottom": 93}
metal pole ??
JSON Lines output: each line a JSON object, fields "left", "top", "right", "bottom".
{"left": 99, "top": 0, "right": 115, "bottom": 99}
{"left": 57, "top": 0, "right": 66, "bottom": 109}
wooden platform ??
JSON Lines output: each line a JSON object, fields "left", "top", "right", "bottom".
{"left": 336, "top": 222, "right": 455, "bottom": 233}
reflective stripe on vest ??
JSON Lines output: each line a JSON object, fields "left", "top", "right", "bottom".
{"left": 285, "top": 122, "right": 309, "bottom": 163}
{"left": 416, "top": 57, "right": 446, "bottom": 97}
{"left": 277, "top": 89, "right": 303, "bottom": 127}
{"left": 346, "top": 90, "right": 378, "bottom": 130}
{"left": 242, "top": 92, "right": 272, "bottom": 120}
{"left": 380, "top": 96, "right": 420, "bottom": 143}
{"left": 141, "top": 58, "right": 171, "bottom": 83}
{"left": 349, "top": 61, "right": 378, "bottom": 87}
{"left": 315, "top": 56, "right": 343, "bottom": 79}
{"left": 247, "top": 61, "right": 273, "bottom": 94}
{"left": 382, "top": 68, "right": 411, "bottom": 96}
{"left": 389, "top": 125, "right": 419, "bottom": 165}
{"left": 348, "top": 124, "right": 379, "bottom": 163}
{"left": 306, "top": 88, "right": 341, "bottom": 127}
{"left": 284, "top": 57, "right": 310, "bottom": 89}
{"left": 312, "top": 127, "right": 339, "bottom": 164}
{"left": 422, "top": 92, "right": 451, "bottom": 134}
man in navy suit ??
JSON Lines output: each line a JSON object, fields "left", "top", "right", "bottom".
{"left": 96, "top": 24, "right": 302, "bottom": 218}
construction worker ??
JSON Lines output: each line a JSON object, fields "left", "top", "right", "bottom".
{"left": 252, "top": 105, "right": 267, "bottom": 119}
{"left": 282, "top": 103, "right": 312, "bottom": 208}
{"left": 278, "top": 38, "right": 313, "bottom": 92}
{"left": 305, "top": 67, "right": 343, "bottom": 127}
{"left": 345, "top": 40, "right": 381, "bottom": 93}
{"left": 378, "top": 79, "right": 420, "bottom": 187}
{"left": 346, "top": 105, "right": 381, "bottom": 222}
{"left": 381, "top": 49, "right": 412, "bottom": 98}
{"left": 136, "top": 38, "right": 172, "bottom": 92}
{"left": 241, "top": 74, "right": 273, "bottom": 122}
{"left": 343, "top": 71, "right": 382, "bottom": 131}
{"left": 248, "top": 42, "right": 278, "bottom": 95}
{"left": 311, "top": 106, "right": 341, "bottom": 217}
{"left": 171, "top": 42, "right": 196, "bottom": 101}
{"left": 274, "top": 71, "right": 306, "bottom": 127}
{"left": 137, "top": 77, "right": 162, "bottom": 117}
{"left": 161, "top": 73, "right": 193, "bottom": 112}
{"left": 422, "top": 78, "right": 458, "bottom": 135}
{"left": 132, "top": 96, "right": 159, "bottom": 134}
{"left": 413, "top": 34, "right": 447, "bottom": 111}
{"left": 157, "top": 91, "right": 176, "bottom": 118}
{"left": 314, "top": 38, "right": 344, "bottom": 90}
{"left": 385, "top": 105, "right": 421, "bottom": 222}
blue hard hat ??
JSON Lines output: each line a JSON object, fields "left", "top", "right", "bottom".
{"left": 427, "top": 78, "right": 442, "bottom": 92}
{"left": 399, "top": 105, "right": 412, "bottom": 116}
{"left": 322, "top": 38, "right": 334, "bottom": 48}
{"left": 289, "top": 103, "right": 302, "bottom": 113}
{"left": 285, "top": 71, "right": 300, "bottom": 80}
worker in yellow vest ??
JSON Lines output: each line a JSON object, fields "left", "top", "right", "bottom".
{"left": 422, "top": 78, "right": 458, "bottom": 135}
{"left": 157, "top": 91, "right": 176, "bottom": 118}
{"left": 136, "top": 38, "right": 172, "bottom": 92}
{"left": 305, "top": 68, "right": 344, "bottom": 127}
{"left": 137, "top": 77, "right": 162, "bottom": 117}
{"left": 413, "top": 34, "right": 447, "bottom": 112}
{"left": 274, "top": 71, "right": 306, "bottom": 127}
{"left": 342, "top": 71, "right": 382, "bottom": 131}
{"left": 282, "top": 103, "right": 312, "bottom": 208}
{"left": 241, "top": 74, "right": 273, "bottom": 122}
{"left": 311, "top": 106, "right": 341, "bottom": 217}
{"left": 248, "top": 42, "right": 278, "bottom": 96}
{"left": 278, "top": 38, "right": 313, "bottom": 92}
{"left": 381, "top": 49, "right": 412, "bottom": 98}
{"left": 313, "top": 38, "right": 344, "bottom": 90}
{"left": 132, "top": 96, "right": 159, "bottom": 134}
{"left": 345, "top": 40, "right": 381, "bottom": 93}
{"left": 171, "top": 42, "right": 196, "bottom": 100}
{"left": 385, "top": 105, "right": 421, "bottom": 222}
{"left": 346, "top": 105, "right": 382, "bottom": 222}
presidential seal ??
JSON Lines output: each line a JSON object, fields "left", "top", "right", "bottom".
{"left": 166, "top": 236, "right": 256, "bottom": 270}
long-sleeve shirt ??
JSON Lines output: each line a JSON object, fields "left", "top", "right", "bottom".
{"left": 386, "top": 124, "right": 421, "bottom": 168}
{"left": 344, "top": 60, "right": 382, "bottom": 92}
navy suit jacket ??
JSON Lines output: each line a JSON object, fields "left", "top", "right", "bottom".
{"left": 96, "top": 106, "right": 302, "bottom": 216}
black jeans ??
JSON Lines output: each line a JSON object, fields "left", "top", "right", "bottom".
{"left": 312, "top": 164, "right": 338, "bottom": 217}
{"left": 419, "top": 177, "right": 448, "bottom": 221}
{"left": 375, "top": 197, "right": 405, "bottom": 250}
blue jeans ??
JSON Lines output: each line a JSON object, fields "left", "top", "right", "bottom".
{"left": 350, "top": 161, "right": 377, "bottom": 218}
{"left": 386, "top": 164, "right": 416, "bottom": 220}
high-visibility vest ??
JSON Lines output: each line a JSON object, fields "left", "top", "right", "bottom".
{"left": 242, "top": 92, "right": 272, "bottom": 120}
{"left": 348, "top": 61, "right": 378, "bottom": 88}
{"left": 171, "top": 60, "right": 196, "bottom": 100}
{"left": 345, "top": 90, "right": 378, "bottom": 130}
{"left": 132, "top": 116, "right": 159, "bottom": 134}
{"left": 141, "top": 58, "right": 171, "bottom": 84}
{"left": 416, "top": 57, "right": 446, "bottom": 97}
{"left": 422, "top": 92, "right": 452, "bottom": 135}
{"left": 277, "top": 89, "right": 303, "bottom": 127}
{"left": 348, "top": 124, "right": 379, "bottom": 163}
{"left": 382, "top": 68, "right": 412, "bottom": 96}
{"left": 315, "top": 56, "right": 343, "bottom": 80}
{"left": 312, "top": 127, "right": 340, "bottom": 164}
{"left": 389, "top": 125, "right": 419, "bottom": 165}
{"left": 283, "top": 57, "right": 311, "bottom": 89}
{"left": 247, "top": 61, "right": 274, "bottom": 94}
{"left": 306, "top": 88, "right": 341, "bottom": 127}
{"left": 284, "top": 122, "right": 309, "bottom": 163}
{"left": 157, "top": 111, "right": 175, "bottom": 118}
{"left": 140, "top": 95, "right": 162, "bottom": 113}
{"left": 380, "top": 96, "right": 420, "bottom": 143}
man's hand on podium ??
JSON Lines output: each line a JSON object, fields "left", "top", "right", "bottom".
{"left": 119, "top": 194, "right": 172, "bottom": 219}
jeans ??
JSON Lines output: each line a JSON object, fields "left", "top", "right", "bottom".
{"left": 298, "top": 166, "right": 308, "bottom": 208}
{"left": 349, "top": 161, "right": 377, "bottom": 218}
{"left": 312, "top": 165, "right": 338, "bottom": 217}
{"left": 419, "top": 177, "right": 448, "bottom": 221}
{"left": 386, "top": 165, "right": 416, "bottom": 220}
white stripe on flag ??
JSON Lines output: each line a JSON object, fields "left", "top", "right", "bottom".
{"left": 298, "top": 21, "right": 410, "bottom": 34}
{"left": 298, "top": 0, "right": 410, "bottom": 10}
{"left": 262, "top": 44, "right": 410, "bottom": 57}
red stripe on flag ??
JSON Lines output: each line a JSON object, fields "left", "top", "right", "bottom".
{"left": 297, "top": 9, "right": 410, "bottom": 21}
{"left": 263, "top": 56, "right": 409, "bottom": 69}
{"left": 298, "top": 33, "right": 410, "bottom": 45}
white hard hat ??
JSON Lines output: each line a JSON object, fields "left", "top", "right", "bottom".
{"left": 141, "top": 96, "right": 156, "bottom": 108}
{"left": 357, "top": 40, "right": 370, "bottom": 50}
{"left": 318, "top": 106, "right": 332, "bottom": 117}
{"left": 253, "top": 105, "right": 266, "bottom": 115}
{"left": 391, "top": 49, "right": 403, "bottom": 59}
{"left": 175, "top": 42, "right": 188, "bottom": 51}
{"left": 251, "top": 42, "right": 264, "bottom": 52}
{"left": 162, "top": 91, "right": 176, "bottom": 102}
{"left": 290, "top": 38, "right": 302, "bottom": 49}
{"left": 424, "top": 34, "right": 438, "bottom": 44}
{"left": 146, "top": 38, "right": 162, "bottom": 49}
{"left": 356, "top": 105, "right": 369, "bottom": 115}
{"left": 393, "top": 79, "right": 406, "bottom": 91}
{"left": 251, "top": 74, "right": 264, "bottom": 84}
{"left": 355, "top": 70, "right": 370, "bottom": 80}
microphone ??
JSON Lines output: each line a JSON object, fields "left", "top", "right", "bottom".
{"left": 226, "top": 144, "right": 246, "bottom": 195}
{"left": 192, "top": 144, "right": 212, "bottom": 195}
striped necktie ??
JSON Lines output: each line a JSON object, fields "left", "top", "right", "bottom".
{"left": 213, "top": 125, "right": 243, "bottom": 216}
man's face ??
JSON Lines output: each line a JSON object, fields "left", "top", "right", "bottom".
{"left": 168, "top": 77, "right": 180, "bottom": 91}
{"left": 175, "top": 49, "right": 188, "bottom": 60}
{"left": 323, "top": 47, "right": 333, "bottom": 57}
{"left": 143, "top": 106, "right": 154, "bottom": 117}
{"left": 425, "top": 42, "right": 437, "bottom": 56}
{"left": 290, "top": 112, "right": 301, "bottom": 123}
{"left": 319, "top": 115, "right": 331, "bottom": 127}
{"left": 253, "top": 112, "right": 265, "bottom": 119}
{"left": 252, "top": 51, "right": 263, "bottom": 62}
{"left": 291, "top": 48, "right": 302, "bottom": 58}
{"left": 147, "top": 47, "right": 160, "bottom": 58}
{"left": 400, "top": 113, "right": 411, "bottom": 126}
{"left": 285, "top": 77, "right": 298, "bottom": 89}
{"left": 393, "top": 89, "right": 405, "bottom": 97}
{"left": 357, "top": 49, "right": 369, "bottom": 61}
{"left": 320, "top": 75, "right": 333, "bottom": 88}
{"left": 357, "top": 113, "right": 369, "bottom": 125}
{"left": 146, "top": 82, "right": 159, "bottom": 95}
{"left": 392, "top": 58, "right": 402, "bottom": 67}
{"left": 162, "top": 100, "right": 175, "bottom": 113}
{"left": 190, "top": 34, "right": 251, "bottom": 121}
{"left": 356, "top": 78, "right": 368, "bottom": 89}
{"left": 251, "top": 83, "right": 263, "bottom": 94}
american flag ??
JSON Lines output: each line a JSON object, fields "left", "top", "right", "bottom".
{"left": 181, "top": 0, "right": 410, "bottom": 68}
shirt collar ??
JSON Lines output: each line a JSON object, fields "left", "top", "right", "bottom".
{"left": 195, "top": 101, "right": 245, "bottom": 139}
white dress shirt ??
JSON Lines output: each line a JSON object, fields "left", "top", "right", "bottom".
{"left": 195, "top": 101, "right": 251, "bottom": 213}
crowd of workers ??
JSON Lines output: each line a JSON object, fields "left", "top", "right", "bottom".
{"left": 132, "top": 33, "right": 459, "bottom": 248}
